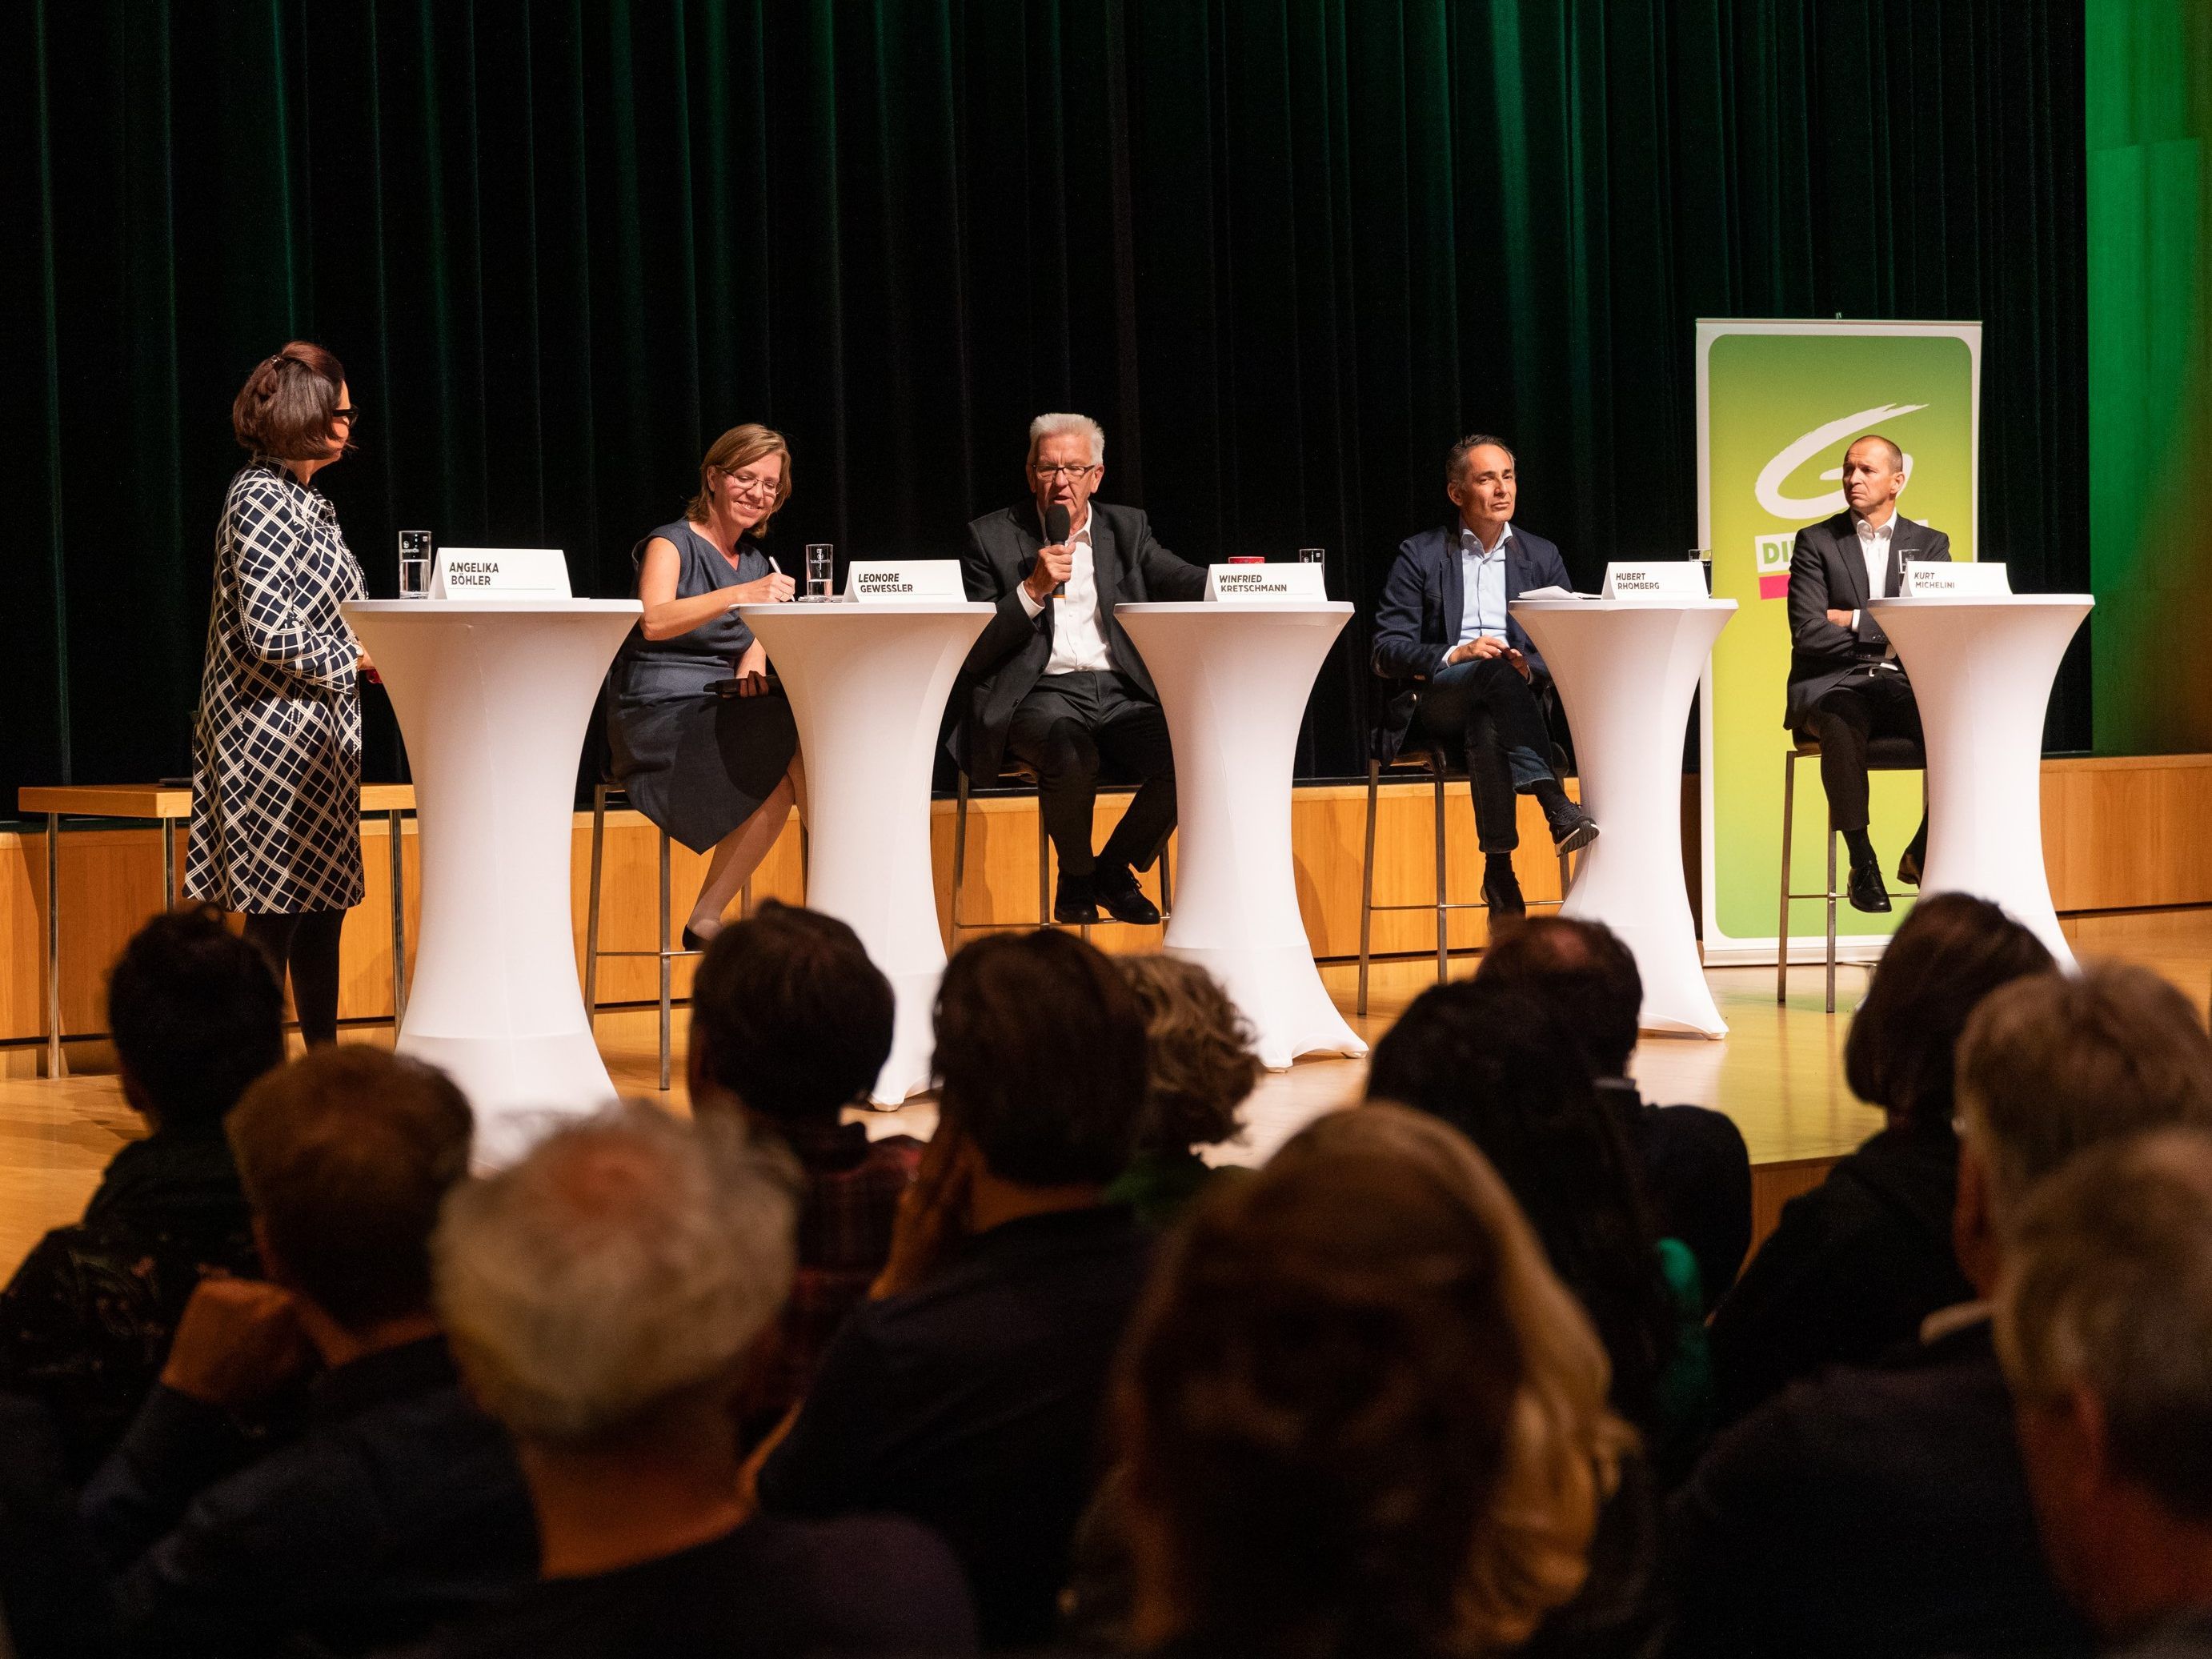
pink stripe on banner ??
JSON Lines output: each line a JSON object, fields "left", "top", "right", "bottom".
{"left": 1759, "top": 573, "right": 1790, "bottom": 600}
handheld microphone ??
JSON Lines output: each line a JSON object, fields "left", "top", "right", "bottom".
{"left": 1044, "top": 503, "right": 1070, "bottom": 597}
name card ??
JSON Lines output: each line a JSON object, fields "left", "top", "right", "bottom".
{"left": 430, "top": 547, "right": 571, "bottom": 599}
{"left": 843, "top": 559, "right": 967, "bottom": 602}
{"left": 1899, "top": 561, "right": 2010, "bottom": 597}
{"left": 1205, "top": 563, "right": 1328, "bottom": 602}
{"left": 1600, "top": 563, "right": 1709, "bottom": 601}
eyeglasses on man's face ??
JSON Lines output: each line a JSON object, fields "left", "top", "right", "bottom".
{"left": 1032, "top": 463, "right": 1099, "bottom": 483}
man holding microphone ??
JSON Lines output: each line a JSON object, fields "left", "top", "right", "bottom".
{"left": 958, "top": 414, "right": 1205, "bottom": 926}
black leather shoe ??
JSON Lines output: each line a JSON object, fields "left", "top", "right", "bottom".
{"left": 1093, "top": 864, "right": 1162, "bottom": 927}
{"left": 1549, "top": 806, "right": 1600, "bottom": 855}
{"left": 1897, "top": 846, "right": 1924, "bottom": 888}
{"left": 1481, "top": 864, "right": 1526, "bottom": 920}
{"left": 1053, "top": 872, "right": 1101, "bottom": 926}
{"left": 1847, "top": 861, "right": 1893, "bottom": 913}
{"left": 681, "top": 924, "right": 713, "bottom": 953}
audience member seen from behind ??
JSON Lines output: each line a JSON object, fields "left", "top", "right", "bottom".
{"left": 755, "top": 928, "right": 1154, "bottom": 1649}
{"left": 80, "top": 1048, "right": 535, "bottom": 1657}
{"left": 1670, "top": 963, "right": 2212, "bottom": 1659}
{"left": 1475, "top": 917, "right": 1752, "bottom": 1308}
{"left": 1996, "top": 1131, "right": 2212, "bottom": 1659}
{"left": 1107, "top": 955, "right": 1262, "bottom": 1228}
{"left": 1710, "top": 892, "right": 2053, "bottom": 1422}
{"left": 411, "top": 1104, "right": 974, "bottom": 1658}
{"left": 0, "top": 907, "right": 283, "bottom": 1479}
{"left": 1367, "top": 980, "right": 1706, "bottom": 1471}
{"left": 687, "top": 901, "right": 914, "bottom": 1437}
{"left": 1112, "top": 1104, "right": 1630, "bottom": 1657}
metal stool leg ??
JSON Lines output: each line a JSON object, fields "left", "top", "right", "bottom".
{"left": 162, "top": 816, "right": 179, "bottom": 909}
{"left": 45, "top": 812, "right": 63, "bottom": 1080}
{"left": 1825, "top": 810, "right": 1839, "bottom": 1016}
{"left": 584, "top": 787, "right": 608, "bottom": 1028}
{"left": 1037, "top": 804, "right": 1052, "bottom": 928}
{"left": 657, "top": 827, "right": 674, "bottom": 1092}
{"left": 1432, "top": 760, "right": 1449, "bottom": 986}
{"left": 951, "top": 769, "right": 971, "bottom": 932}
{"left": 1358, "top": 760, "right": 1380, "bottom": 1016}
{"left": 387, "top": 808, "right": 407, "bottom": 1024}
{"left": 1777, "top": 751, "right": 1797, "bottom": 1004}
{"left": 1156, "top": 840, "right": 1173, "bottom": 923}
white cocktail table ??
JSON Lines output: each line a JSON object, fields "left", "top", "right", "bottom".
{"left": 1867, "top": 595, "right": 2094, "bottom": 967}
{"left": 1512, "top": 599, "right": 1737, "bottom": 1036}
{"left": 1116, "top": 601, "right": 1367, "bottom": 1069}
{"left": 739, "top": 601, "right": 993, "bottom": 1102}
{"left": 344, "top": 599, "right": 641, "bottom": 1164}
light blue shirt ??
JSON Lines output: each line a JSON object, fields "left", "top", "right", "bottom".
{"left": 1448, "top": 523, "right": 1513, "bottom": 666}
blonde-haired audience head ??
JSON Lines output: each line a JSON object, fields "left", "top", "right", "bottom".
{"left": 1112, "top": 1102, "right": 1630, "bottom": 1656}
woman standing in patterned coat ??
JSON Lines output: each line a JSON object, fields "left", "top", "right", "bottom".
{"left": 185, "top": 343, "right": 368, "bottom": 1047}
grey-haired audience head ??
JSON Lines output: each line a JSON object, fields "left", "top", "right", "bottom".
{"left": 1994, "top": 1130, "right": 2212, "bottom": 1637}
{"left": 433, "top": 1103, "right": 798, "bottom": 1449}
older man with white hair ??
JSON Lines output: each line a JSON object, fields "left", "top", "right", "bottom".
{"left": 960, "top": 413, "right": 1206, "bottom": 926}
{"left": 411, "top": 1103, "right": 976, "bottom": 1658}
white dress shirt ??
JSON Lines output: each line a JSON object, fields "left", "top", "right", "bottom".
{"left": 1016, "top": 505, "right": 1115, "bottom": 673}
{"left": 1849, "top": 514, "right": 1902, "bottom": 663}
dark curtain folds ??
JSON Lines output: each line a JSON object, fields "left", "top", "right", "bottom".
{"left": 1, "top": 0, "right": 2086, "bottom": 808}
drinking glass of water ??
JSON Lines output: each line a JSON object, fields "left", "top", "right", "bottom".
{"left": 1298, "top": 547, "right": 1325, "bottom": 564}
{"left": 804, "top": 543, "right": 835, "bottom": 601}
{"left": 398, "top": 531, "right": 432, "bottom": 599}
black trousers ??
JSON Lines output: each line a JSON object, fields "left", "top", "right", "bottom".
{"left": 241, "top": 909, "right": 346, "bottom": 1048}
{"left": 1004, "top": 670, "right": 1176, "bottom": 877}
{"left": 1807, "top": 667, "right": 1925, "bottom": 840}
{"left": 1413, "top": 657, "right": 1560, "bottom": 854}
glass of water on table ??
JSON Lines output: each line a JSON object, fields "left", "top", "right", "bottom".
{"left": 398, "top": 531, "right": 432, "bottom": 599}
{"left": 803, "top": 543, "right": 835, "bottom": 601}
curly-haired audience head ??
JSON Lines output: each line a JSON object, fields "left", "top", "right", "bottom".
{"left": 932, "top": 931, "right": 1148, "bottom": 1188}
{"left": 1844, "top": 893, "right": 2052, "bottom": 1132}
{"left": 1474, "top": 917, "right": 1643, "bottom": 1079}
{"left": 688, "top": 902, "right": 894, "bottom": 1128}
{"left": 435, "top": 1103, "right": 797, "bottom": 1449}
{"left": 227, "top": 1047, "right": 473, "bottom": 1332}
{"left": 1994, "top": 1129, "right": 2212, "bottom": 1634}
{"left": 1116, "top": 1104, "right": 1627, "bottom": 1657}
{"left": 106, "top": 904, "right": 285, "bottom": 1131}
{"left": 1366, "top": 980, "right": 1674, "bottom": 1429}
{"left": 231, "top": 342, "right": 351, "bottom": 461}
{"left": 1956, "top": 961, "right": 2212, "bottom": 1235}
{"left": 1115, "top": 955, "right": 1260, "bottom": 1155}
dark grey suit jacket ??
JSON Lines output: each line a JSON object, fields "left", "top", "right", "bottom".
{"left": 1784, "top": 511, "right": 1951, "bottom": 728}
{"left": 956, "top": 500, "right": 1205, "bottom": 779}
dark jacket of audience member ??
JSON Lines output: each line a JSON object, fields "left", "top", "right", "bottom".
{"left": 1104, "top": 955, "right": 1262, "bottom": 1229}
{"left": 1476, "top": 919, "right": 1753, "bottom": 1309}
{"left": 1709, "top": 894, "right": 2051, "bottom": 1422}
{"left": 407, "top": 1103, "right": 974, "bottom": 1659}
{"left": 687, "top": 902, "right": 921, "bottom": 1437}
{"left": 1104, "top": 1106, "right": 1638, "bottom": 1657}
{"left": 1366, "top": 980, "right": 1701, "bottom": 1467}
{"left": 757, "top": 929, "right": 1155, "bottom": 1650}
{"left": 80, "top": 1048, "right": 535, "bottom": 1657}
{"left": 1995, "top": 1133, "right": 2212, "bottom": 1659}
{"left": 0, "top": 1391, "right": 115, "bottom": 1659}
{"left": 0, "top": 908, "right": 283, "bottom": 1477}
{"left": 1671, "top": 962, "right": 2212, "bottom": 1659}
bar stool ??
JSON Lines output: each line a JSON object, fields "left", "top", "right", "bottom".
{"left": 949, "top": 763, "right": 1172, "bottom": 938}
{"left": 583, "top": 784, "right": 750, "bottom": 1092}
{"left": 1356, "top": 731, "right": 1577, "bottom": 1016}
{"left": 1775, "top": 733, "right": 1927, "bottom": 1014}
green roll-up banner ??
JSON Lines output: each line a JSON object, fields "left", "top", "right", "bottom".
{"left": 1696, "top": 320, "right": 1982, "bottom": 964}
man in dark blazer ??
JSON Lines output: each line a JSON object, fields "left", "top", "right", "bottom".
{"left": 960, "top": 414, "right": 1205, "bottom": 925}
{"left": 1785, "top": 433, "right": 1949, "bottom": 912}
{"left": 1371, "top": 434, "right": 1597, "bottom": 916}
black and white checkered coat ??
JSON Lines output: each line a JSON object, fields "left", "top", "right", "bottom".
{"left": 185, "top": 459, "right": 367, "bottom": 914}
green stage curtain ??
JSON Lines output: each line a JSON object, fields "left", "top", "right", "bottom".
{"left": 1, "top": 0, "right": 2086, "bottom": 806}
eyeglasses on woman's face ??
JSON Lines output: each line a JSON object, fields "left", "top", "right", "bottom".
{"left": 721, "top": 469, "right": 779, "bottom": 499}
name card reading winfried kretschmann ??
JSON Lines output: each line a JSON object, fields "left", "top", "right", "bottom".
{"left": 842, "top": 560, "right": 967, "bottom": 602}
{"left": 1899, "top": 561, "right": 2010, "bottom": 598}
{"left": 1599, "top": 563, "right": 1709, "bottom": 601}
{"left": 1204, "top": 563, "right": 1328, "bottom": 602}
{"left": 429, "top": 547, "right": 572, "bottom": 599}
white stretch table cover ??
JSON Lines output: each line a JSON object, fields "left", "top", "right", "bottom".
{"left": 738, "top": 601, "right": 992, "bottom": 1103}
{"left": 1116, "top": 602, "right": 1367, "bottom": 1069}
{"left": 344, "top": 599, "right": 641, "bottom": 1164}
{"left": 1512, "top": 599, "right": 1737, "bottom": 1037}
{"left": 1868, "top": 595, "right": 2094, "bottom": 968}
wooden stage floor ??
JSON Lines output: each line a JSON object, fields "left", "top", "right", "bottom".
{"left": 4, "top": 908, "right": 2209, "bottom": 1280}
